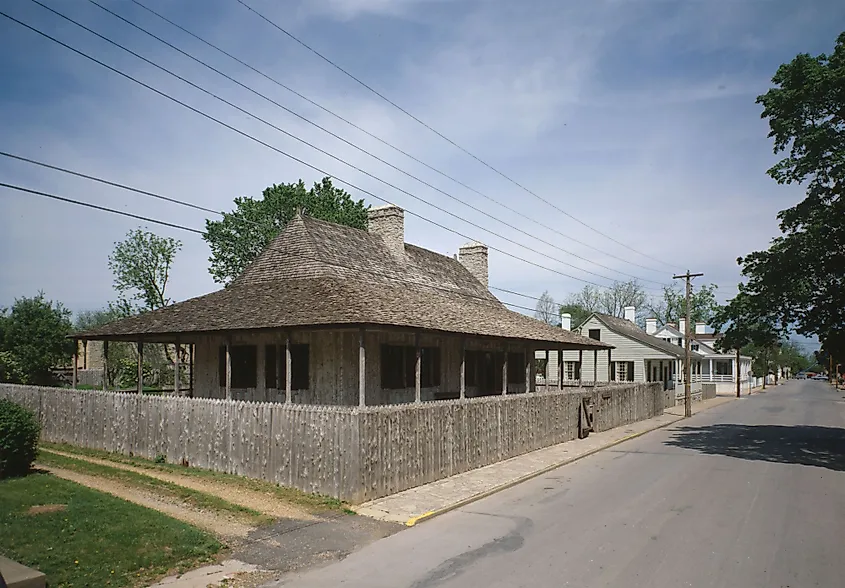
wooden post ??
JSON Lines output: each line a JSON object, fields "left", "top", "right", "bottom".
{"left": 735, "top": 348, "right": 741, "bottom": 398}
{"left": 607, "top": 348, "right": 613, "bottom": 382}
{"left": 285, "top": 334, "right": 292, "bottom": 404}
{"left": 102, "top": 341, "right": 109, "bottom": 391}
{"left": 502, "top": 350, "right": 508, "bottom": 395}
{"left": 276, "top": 335, "right": 283, "bottom": 400}
{"left": 82, "top": 340, "right": 88, "bottom": 369}
{"left": 189, "top": 344, "right": 194, "bottom": 398}
{"left": 358, "top": 329, "right": 366, "bottom": 407}
{"left": 544, "top": 350, "right": 549, "bottom": 390}
{"left": 137, "top": 341, "right": 144, "bottom": 394}
{"left": 460, "top": 340, "right": 466, "bottom": 399}
{"left": 174, "top": 337, "right": 181, "bottom": 396}
{"left": 578, "top": 349, "right": 583, "bottom": 387}
{"left": 593, "top": 349, "right": 597, "bottom": 385}
{"left": 414, "top": 334, "right": 421, "bottom": 403}
{"left": 72, "top": 339, "right": 78, "bottom": 389}
{"left": 527, "top": 346, "right": 536, "bottom": 393}
{"left": 225, "top": 338, "right": 232, "bottom": 400}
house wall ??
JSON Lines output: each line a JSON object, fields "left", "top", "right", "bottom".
{"left": 192, "top": 328, "right": 532, "bottom": 406}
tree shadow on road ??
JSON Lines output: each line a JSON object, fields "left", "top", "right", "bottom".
{"left": 664, "top": 424, "right": 845, "bottom": 471}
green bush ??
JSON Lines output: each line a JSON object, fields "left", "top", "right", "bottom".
{"left": 0, "top": 399, "right": 41, "bottom": 478}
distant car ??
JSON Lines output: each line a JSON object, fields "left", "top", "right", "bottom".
{"left": 811, "top": 374, "right": 828, "bottom": 381}
{"left": 796, "top": 373, "right": 807, "bottom": 380}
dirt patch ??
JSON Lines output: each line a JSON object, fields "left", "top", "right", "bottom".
{"left": 27, "top": 504, "right": 67, "bottom": 515}
{"left": 42, "top": 465, "right": 254, "bottom": 539}
{"left": 45, "top": 449, "right": 314, "bottom": 521}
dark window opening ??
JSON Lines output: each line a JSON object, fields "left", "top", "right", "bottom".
{"left": 218, "top": 345, "right": 257, "bottom": 388}
{"left": 290, "top": 344, "right": 309, "bottom": 390}
{"left": 588, "top": 329, "right": 601, "bottom": 341}
{"left": 507, "top": 352, "right": 525, "bottom": 384}
{"left": 465, "top": 350, "right": 478, "bottom": 387}
{"left": 381, "top": 344, "right": 441, "bottom": 389}
{"left": 265, "top": 344, "right": 277, "bottom": 389}
{"left": 381, "top": 344, "right": 405, "bottom": 389}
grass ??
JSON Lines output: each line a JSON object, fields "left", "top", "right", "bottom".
{"left": 43, "top": 442, "right": 353, "bottom": 514}
{"left": 37, "top": 451, "right": 273, "bottom": 526}
{"left": 0, "top": 472, "right": 221, "bottom": 588}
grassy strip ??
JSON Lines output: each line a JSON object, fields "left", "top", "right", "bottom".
{"left": 38, "top": 451, "right": 273, "bottom": 527}
{"left": 42, "top": 442, "right": 352, "bottom": 514}
{"left": 0, "top": 472, "right": 221, "bottom": 588}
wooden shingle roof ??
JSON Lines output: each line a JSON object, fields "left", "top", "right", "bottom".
{"left": 76, "top": 215, "right": 610, "bottom": 349}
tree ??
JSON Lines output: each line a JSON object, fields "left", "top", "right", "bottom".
{"left": 0, "top": 293, "right": 74, "bottom": 384}
{"left": 533, "top": 291, "right": 559, "bottom": 325}
{"left": 109, "top": 229, "right": 182, "bottom": 313}
{"left": 561, "top": 281, "right": 647, "bottom": 327}
{"left": 646, "top": 283, "right": 721, "bottom": 327}
{"left": 204, "top": 178, "right": 369, "bottom": 284}
{"left": 720, "top": 32, "right": 845, "bottom": 365}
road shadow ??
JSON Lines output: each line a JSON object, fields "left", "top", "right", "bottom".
{"left": 665, "top": 424, "right": 845, "bottom": 471}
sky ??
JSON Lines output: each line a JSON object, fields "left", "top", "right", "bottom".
{"left": 0, "top": 0, "right": 841, "bottom": 350}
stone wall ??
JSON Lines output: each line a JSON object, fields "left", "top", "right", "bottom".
{"left": 1, "top": 381, "right": 663, "bottom": 503}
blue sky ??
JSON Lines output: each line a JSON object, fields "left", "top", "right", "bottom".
{"left": 1, "top": 0, "right": 842, "bottom": 347}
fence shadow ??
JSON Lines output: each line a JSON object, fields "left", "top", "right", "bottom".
{"left": 664, "top": 424, "right": 845, "bottom": 472}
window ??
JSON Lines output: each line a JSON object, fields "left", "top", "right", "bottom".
{"left": 691, "top": 344, "right": 700, "bottom": 352}
{"left": 588, "top": 329, "right": 601, "bottom": 341}
{"left": 290, "top": 344, "right": 310, "bottom": 390}
{"left": 611, "top": 361, "right": 635, "bottom": 382}
{"left": 380, "top": 344, "right": 441, "bottom": 389}
{"left": 265, "top": 344, "right": 277, "bottom": 389}
{"left": 465, "top": 350, "right": 478, "bottom": 387}
{"left": 218, "top": 345, "right": 257, "bottom": 388}
{"left": 565, "top": 361, "right": 581, "bottom": 381}
{"left": 507, "top": 352, "right": 525, "bottom": 384}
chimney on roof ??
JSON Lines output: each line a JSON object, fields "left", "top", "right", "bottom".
{"left": 695, "top": 322, "right": 707, "bottom": 335}
{"left": 646, "top": 318, "right": 657, "bottom": 335}
{"left": 679, "top": 318, "right": 687, "bottom": 335}
{"left": 624, "top": 306, "right": 636, "bottom": 324}
{"left": 458, "top": 242, "right": 488, "bottom": 289}
{"left": 368, "top": 204, "right": 405, "bottom": 258}
{"left": 561, "top": 312, "right": 572, "bottom": 332}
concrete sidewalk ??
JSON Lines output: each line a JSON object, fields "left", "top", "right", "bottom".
{"left": 354, "top": 396, "right": 737, "bottom": 526}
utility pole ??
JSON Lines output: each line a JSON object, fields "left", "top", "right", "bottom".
{"left": 736, "top": 347, "right": 741, "bottom": 399}
{"left": 673, "top": 271, "right": 704, "bottom": 417}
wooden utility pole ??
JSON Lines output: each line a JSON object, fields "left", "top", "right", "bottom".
{"left": 673, "top": 271, "right": 704, "bottom": 418}
{"left": 736, "top": 347, "right": 741, "bottom": 399}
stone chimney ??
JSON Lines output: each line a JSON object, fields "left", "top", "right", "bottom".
{"left": 679, "top": 318, "right": 687, "bottom": 335}
{"left": 645, "top": 318, "right": 657, "bottom": 335}
{"left": 561, "top": 312, "right": 572, "bottom": 332}
{"left": 624, "top": 306, "right": 636, "bottom": 324}
{"left": 458, "top": 242, "right": 488, "bottom": 288}
{"left": 695, "top": 322, "right": 707, "bottom": 335}
{"left": 368, "top": 204, "right": 405, "bottom": 257}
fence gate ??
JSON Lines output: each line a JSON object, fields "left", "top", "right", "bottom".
{"left": 579, "top": 396, "right": 594, "bottom": 439}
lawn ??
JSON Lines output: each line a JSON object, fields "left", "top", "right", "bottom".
{"left": 0, "top": 473, "right": 221, "bottom": 588}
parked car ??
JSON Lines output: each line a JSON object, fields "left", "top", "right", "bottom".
{"left": 811, "top": 374, "right": 828, "bottom": 381}
{"left": 796, "top": 373, "right": 807, "bottom": 380}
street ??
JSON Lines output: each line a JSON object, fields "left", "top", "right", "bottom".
{"left": 274, "top": 380, "right": 845, "bottom": 587}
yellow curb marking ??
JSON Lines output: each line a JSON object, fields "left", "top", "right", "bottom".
{"left": 406, "top": 511, "right": 435, "bottom": 527}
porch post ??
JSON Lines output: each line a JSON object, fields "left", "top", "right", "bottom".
{"left": 578, "top": 349, "right": 583, "bottom": 387}
{"left": 358, "top": 329, "right": 366, "bottom": 407}
{"left": 189, "top": 343, "right": 194, "bottom": 398}
{"left": 174, "top": 337, "right": 181, "bottom": 396}
{"left": 103, "top": 340, "right": 109, "bottom": 391}
{"left": 285, "top": 334, "right": 292, "bottom": 404}
{"left": 709, "top": 358, "right": 714, "bottom": 382}
{"left": 137, "top": 341, "right": 144, "bottom": 394}
{"left": 276, "top": 335, "right": 283, "bottom": 400}
{"left": 83, "top": 339, "right": 88, "bottom": 369}
{"left": 593, "top": 349, "right": 598, "bottom": 384}
{"left": 72, "top": 339, "right": 78, "bottom": 389}
{"left": 460, "top": 340, "right": 466, "bottom": 399}
{"left": 502, "top": 351, "right": 508, "bottom": 395}
{"left": 524, "top": 346, "right": 531, "bottom": 393}
{"left": 607, "top": 348, "right": 612, "bottom": 382}
{"left": 544, "top": 349, "right": 549, "bottom": 390}
{"left": 414, "top": 334, "right": 421, "bottom": 403}
{"left": 225, "top": 338, "right": 232, "bottom": 400}
{"left": 558, "top": 348, "right": 563, "bottom": 391}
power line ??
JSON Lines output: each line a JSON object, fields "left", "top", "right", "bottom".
{"left": 0, "top": 181, "right": 543, "bottom": 315}
{"left": 29, "top": 0, "right": 662, "bottom": 291}
{"left": 127, "top": 0, "right": 667, "bottom": 276}
{"left": 234, "top": 0, "right": 682, "bottom": 271}
{"left": 86, "top": 0, "right": 665, "bottom": 287}
{"left": 2, "top": 8, "right": 642, "bottom": 292}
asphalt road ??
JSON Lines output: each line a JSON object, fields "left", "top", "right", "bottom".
{"left": 274, "top": 380, "right": 845, "bottom": 588}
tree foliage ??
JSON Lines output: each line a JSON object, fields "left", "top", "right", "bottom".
{"left": 0, "top": 293, "right": 74, "bottom": 384}
{"left": 562, "top": 281, "right": 647, "bottom": 328}
{"left": 646, "top": 283, "right": 720, "bottom": 326}
{"left": 720, "top": 32, "right": 845, "bottom": 363}
{"left": 533, "top": 290, "right": 559, "bottom": 325}
{"left": 108, "top": 229, "right": 182, "bottom": 313}
{"left": 204, "top": 178, "right": 369, "bottom": 284}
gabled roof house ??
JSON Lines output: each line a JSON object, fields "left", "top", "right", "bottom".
{"left": 76, "top": 204, "right": 610, "bottom": 405}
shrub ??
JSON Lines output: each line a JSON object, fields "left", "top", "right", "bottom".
{"left": 0, "top": 399, "right": 41, "bottom": 478}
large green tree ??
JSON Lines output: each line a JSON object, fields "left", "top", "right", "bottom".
{"left": 204, "top": 178, "right": 369, "bottom": 284}
{"left": 0, "top": 293, "right": 74, "bottom": 384}
{"left": 561, "top": 281, "right": 647, "bottom": 329}
{"left": 719, "top": 31, "right": 845, "bottom": 363}
{"left": 108, "top": 229, "right": 182, "bottom": 313}
{"left": 646, "top": 283, "right": 721, "bottom": 327}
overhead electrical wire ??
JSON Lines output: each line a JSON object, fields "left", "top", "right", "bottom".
{"left": 127, "top": 0, "right": 667, "bottom": 276}
{"left": 26, "top": 0, "right": 664, "bottom": 291}
{"left": 0, "top": 181, "right": 548, "bottom": 315}
{"left": 85, "top": 0, "right": 665, "bottom": 287}
{"left": 234, "top": 0, "right": 682, "bottom": 272}
{"left": 1, "top": 8, "right": 655, "bottom": 292}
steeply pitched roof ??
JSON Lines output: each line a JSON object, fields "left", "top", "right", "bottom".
{"left": 77, "top": 215, "right": 609, "bottom": 349}
{"left": 591, "top": 313, "right": 686, "bottom": 358}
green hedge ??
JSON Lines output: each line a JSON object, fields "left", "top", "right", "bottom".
{"left": 0, "top": 399, "right": 41, "bottom": 478}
